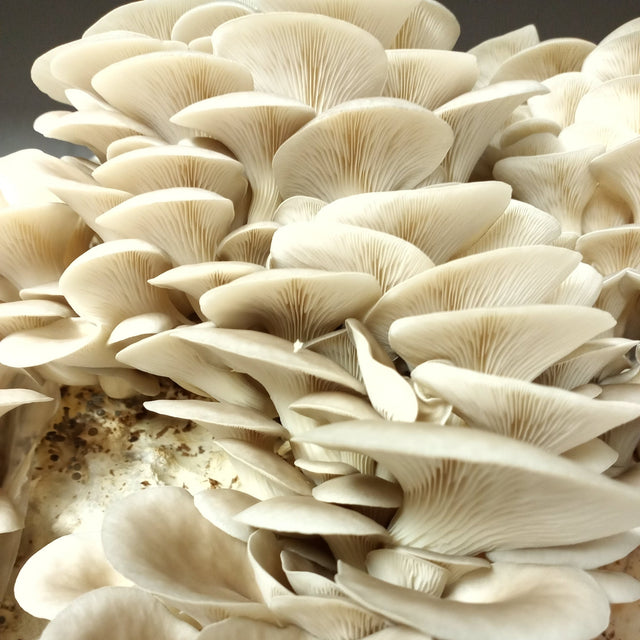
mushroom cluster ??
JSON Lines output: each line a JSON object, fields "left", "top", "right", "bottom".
{"left": 1, "top": 1, "right": 640, "bottom": 639}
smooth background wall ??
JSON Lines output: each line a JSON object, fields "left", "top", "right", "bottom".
{"left": 0, "top": 0, "right": 638, "bottom": 157}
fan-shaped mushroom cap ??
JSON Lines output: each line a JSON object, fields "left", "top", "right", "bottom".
{"left": 576, "top": 226, "right": 640, "bottom": 276}
{"left": 435, "top": 80, "right": 546, "bottom": 182}
{"left": 215, "top": 438, "right": 313, "bottom": 499}
{"left": 0, "top": 300, "right": 72, "bottom": 341}
{"left": 270, "top": 223, "right": 433, "bottom": 292}
{"left": 34, "top": 109, "right": 156, "bottom": 163}
{"left": 316, "top": 182, "right": 512, "bottom": 264}
{"left": 457, "top": 199, "right": 561, "bottom": 256}
{"left": 583, "top": 30, "right": 640, "bottom": 81}
{"left": 200, "top": 268, "right": 380, "bottom": 342}
{"left": 493, "top": 145, "right": 602, "bottom": 234}
{"left": 58, "top": 239, "right": 187, "bottom": 333}
{"left": 273, "top": 98, "right": 453, "bottom": 201}
{"left": 302, "top": 328, "right": 361, "bottom": 382}
{"left": 102, "top": 486, "right": 265, "bottom": 622}
{"left": 0, "top": 202, "right": 90, "bottom": 291}
{"left": 383, "top": 50, "right": 477, "bottom": 110}
{"left": 14, "top": 533, "right": 131, "bottom": 620}
{"left": 84, "top": 0, "right": 216, "bottom": 38}
{"left": 291, "top": 392, "right": 379, "bottom": 425}
{"left": 107, "top": 134, "right": 169, "bottom": 161}
{"left": 487, "top": 528, "right": 640, "bottom": 570}
{"left": 590, "top": 138, "right": 640, "bottom": 222}
{"left": 172, "top": 2, "right": 253, "bottom": 42}
{"left": 468, "top": 24, "right": 540, "bottom": 88}
{"left": 92, "top": 51, "right": 254, "bottom": 143}
{"left": 392, "top": 305, "right": 615, "bottom": 378}
{"left": 499, "top": 117, "right": 562, "bottom": 148}
{"left": 575, "top": 75, "right": 640, "bottom": 133}
{"left": 537, "top": 337, "right": 638, "bottom": 389}
{"left": 298, "top": 421, "right": 640, "bottom": 553}
{"left": 45, "top": 31, "right": 186, "bottom": 100}
{"left": 145, "top": 398, "right": 287, "bottom": 445}
{"left": 216, "top": 222, "right": 279, "bottom": 265}
{"left": 391, "top": 0, "right": 459, "bottom": 50}
{"left": 0, "top": 388, "right": 51, "bottom": 421}
{"left": 273, "top": 196, "right": 326, "bottom": 225}
{"left": 173, "top": 326, "right": 364, "bottom": 443}
{"left": 212, "top": 13, "right": 387, "bottom": 112}
{"left": 116, "top": 330, "right": 275, "bottom": 414}
{"left": 412, "top": 361, "right": 640, "bottom": 452}
{"left": 173, "top": 92, "right": 316, "bottom": 222}
{"left": 193, "top": 488, "right": 258, "bottom": 543}
{"left": 96, "top": 188, "right": 234, "bottom": 265}
{"left": 46, "top": 177, "right": 131, "bottom": 241}
{"left": 491, "top": 38, "right": 596, "bottom": 84}
{"left": 600, "top": 17, "right": 640, "bottom": 45}
{"left": 345, "top": 318, "right": 418, "bottom": 422}
{"left": 92, "top": 145, "right": 248, "bottom": 207}
{"left": 581, "top": 185, "right": 634, "bottom": 233}
{"left": 527, "top": 72, "right": 600, "bottom": 128}
{"left": 256, "top": 0, "right": 421, "bottom": 47}
{"left": 149, "top": 261, "right": 262, "bottom": 319}
{"left": 336, "top": 561, "right": 610, "bottom": 640}
{"left": 542, "top": 262, "right": 603, "bottom": 307}
{"left": 365, "top": 245, "right": 581, "bottom": 348}
{"left": 38, "top": 586, "right": 199, "bottom": 640}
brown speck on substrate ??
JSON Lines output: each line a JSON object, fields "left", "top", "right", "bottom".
{"left": 71, "top": 472, "right": 82, "bottom": 481}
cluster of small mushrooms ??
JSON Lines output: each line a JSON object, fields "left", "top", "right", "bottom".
{"left": 1, "top": 0, "right": 640, "bottom": 638}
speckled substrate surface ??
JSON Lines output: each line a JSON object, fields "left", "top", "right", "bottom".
{"left": 0, "top": 385, "right": 638, "bottom": 640}
{"left": 0, "top": 383, "right": 235, "bottom": 639}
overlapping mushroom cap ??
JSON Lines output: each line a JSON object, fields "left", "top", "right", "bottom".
{"left": 2, "top": 2, "right": 640, "bottom": 640}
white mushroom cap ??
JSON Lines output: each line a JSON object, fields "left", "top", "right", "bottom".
{"left": 487, "top": 528, "right": 640, "bottom": 570}
{"left": 391, "top": 305, "right": 615, "bottom": 377}
{"left": 59, "top": 239, "right": 188, "bottom": 331}
{"left": 383, "top": 49, "right": 478, "bottom": 110}
{"left": 216, "top": 222, "right": 279, "bottom": 265}
{"left": 581, "top": 185, "right": 633, "bottom": 234}
{"left": 435, "top": 80, "right": 547, "bottom": 182}
{"left": 583, "top": 29, "right": 640, "bottom": 81}
{"left": 173, "top": 92, "right": 316, "bottom": 222}
{"left": 336, "top": 561, "right": 610, "bottom": 640}
{"left": 364, "top": 245, "right": 581, "bottom": 348}
{"left": 171, "top": 2, "right": 254, "bottom": 42}
{"left": 256, "top": 0, "right": 422, "bottom": 47}
{"left": 14, "top": 532, "right": 131, "bottom": 620}
{"left": 468, "top": 24, "right": 540, "bottom": 88}
{"left": 273, "top": 196, "right": 326, "bottom": 224}
{"left": 200, "top": 268, "right": 380, "bottom": 342}
{"left": 101, "top": 486, "right": 264, "bottom": 621}
{"left": 92, "top": 145, "right": 248, "bottom": 207}
{"left": 493, "top": 145, "right": 603, "bottom": 234}
{"left": 297, "top": 420, "right": 640, "bottom": 553}
{"left": 116, "top": 330, "right": 275, "bottom": 414}
{"left": 269, "top": 222, "right": 434, "bottom": 292}
{"left": 144, "top": 398, "right": 287, "bottom": 445}
{"left": 96, "top": 188, "right": 235, "bottom": 265}
{"left": 457, "top": 199, "right": 561, "bottom": 256}
{"left": 172, "top": 325, "right": 364, "bottom": 443}
{"left": 315, "top": 182, "right": 512, "bottom": 264}
{"left": 92, "top": 51, "right": 254, "bottom": 143}
{"left": 84, "top": 0, "right": 217, "bottom": 38}
{"left": 34, "top": 109, "right": 156, "bottom": 163}
{"left": 491, "top": 38, "right": 596, "bottom": 84}
{"left": 38, "top": 587, "right": 199, "bottom": 640}
{"left": 411, "top": 361, "right": 640, "bottom": 453}
{"left": 391, "top": 0, "right": 460, "bottom": 50}
{"left": 590, "top": 137, "right": 640, "bottom": 222}
{"left": 212, "top": 12, "right": 388, "bottom": 111}
{"left": 537, "top": 338, "right": 639, "bottom": 389}
{"left": 574, "top": 75, "right": 640, "bottom": 133}
{"left": 273, "top": 97, "right": 453, "bottom": 201}
{"left": 0, "top": 202, "right": 91, "bottom": 292}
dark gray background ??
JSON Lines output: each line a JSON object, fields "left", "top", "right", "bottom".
{"left": 1, "top": 0, "right": 638, "bottom": 157}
